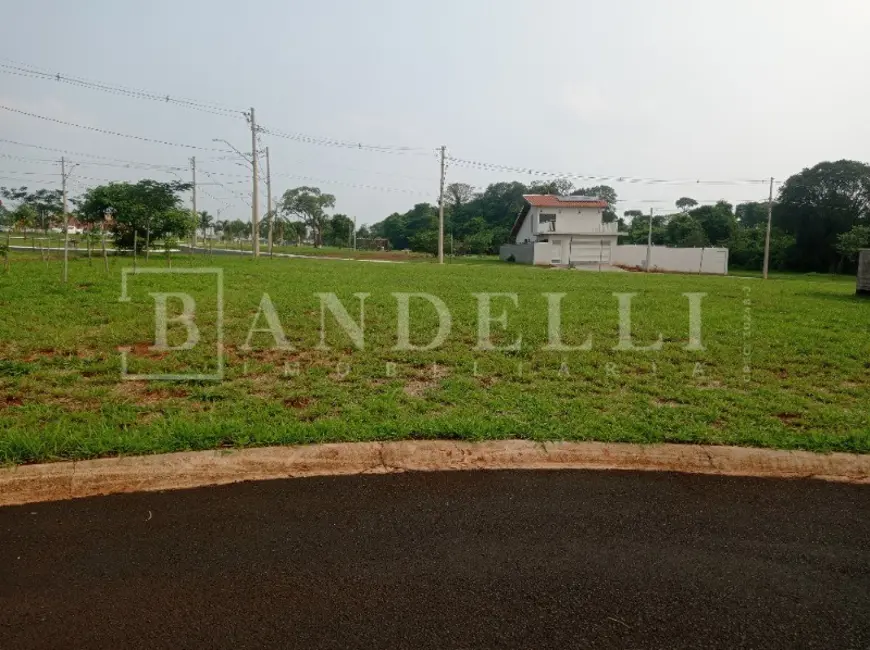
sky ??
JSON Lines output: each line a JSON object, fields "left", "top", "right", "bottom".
{"left": 2, "top": 0, "right": 870, "bottom": 225}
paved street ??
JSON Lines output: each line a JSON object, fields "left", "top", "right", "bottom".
{"left": 1, "top": 470, "right": 868, "bottom": 649}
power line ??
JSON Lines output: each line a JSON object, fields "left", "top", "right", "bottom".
{"left": 0, "top": 105, "right": 231, "bottom": 152}
{"left": 0, "top": 60, "right": 244, "bottom": 118}
{"left": 0, "top": 153, "right": 58, "bottom": 164}
{"left": 271, "top": 172, "right": 431, "bottom": 196}
{"left": 198, "top": 167, "right": 253, "bottom": 207}
{"left": 0, "top": 137, "right": 187, "bottom": 169}
{"left": 260, "top": 126, "right": 431, "bottom": 155}
{"left": 0, "top": 175, "right": 59, "bottom": 185}
{"left": 2, "top": 58, "right": 433, "bottom": 154}
{"left": 448, "top": 155, "right": 770, "bottom": 187}
{"left": 0, "top": 152, "right": 187, "bottom": 173}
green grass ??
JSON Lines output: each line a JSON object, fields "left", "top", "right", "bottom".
{"left": 0, "top": 252, "right": 868, "bottom": 464}
{"left": 205, "top": 241, "right": 434, "bottom": 262}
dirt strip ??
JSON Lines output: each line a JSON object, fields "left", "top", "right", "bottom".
{"left": 1, "top": 440, "right": 869, "bottom": 507}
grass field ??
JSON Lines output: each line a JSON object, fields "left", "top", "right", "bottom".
{"left": 0, "top": 251, "right": 868, "bottom": 464}
{"left": 200, "top": 240, "right": 434, "bottom": 262}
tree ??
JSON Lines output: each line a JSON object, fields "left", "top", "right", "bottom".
{"left": 325, "top": 214, "right": 354, "bottom": 247}
{"left": 462, "top": 229, "right": 496, "bottom": 255}
{"left": 224, "top": 219, "right": 249, "bottom": 244}
{"left": 199, "top": 211, "right": 214, "bottom": 240}
{"left": 623, "top": 209, "right": 644, "bottom": 219}
{"left": 625, "top": 214, "right": 666, "bottom": 245}
{"left": 409, "top": 229, "right": 439, "bottom": 255}
{"left": 689, "top": 201, "right": 736, "bottom": 246}
{"left": 12, "top": 204, "right": 38, "bottom": 231}
{"left": 665, "top": 214, "right": 708, "bottom": 247}
{"left": 31, "top": 189, "right": 63, "bottom": 232}
{"left": 676, "top": 197, "right": 699, "bottom": 212}
{"left": 528, "top": 178, "right": 574, "bottom": 196}
{"left": 279, "top": 186, "right": 335, "bottom": 247}
{"left": 774, "top": 160, "right": 870, "bottom": 272}
{"left": 1, "top": 187, "right": 63, "bottom": 233}
{"left": 835, "top": 224, "right": 870, "bottom": 267}
{"left": 735, "top": 202, "right": 770, "bottom": 228}
{"left": 375, "top": 212, "right": 408, "bottom": 249}
{"left": 0, "top": 187, "right": 29, "bottom": 223}
{"left": 445, "top": 183, "right": 476, "bottom": 208}
{"left": 728, "top": 226, "right": 794, "bottom": 271}
{"left": 76, "top": 180, "right": 192, "bottom": 251}
{"left": 576, "top": 185, "right": 618, "bottom": 222}
{"left": 370, "top": 179, "right": 620, "bottom": 254}
{"left": 283, "top": 220, "right": 306, "bottom": 246}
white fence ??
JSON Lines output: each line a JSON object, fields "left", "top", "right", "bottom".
{"left": 611, "top": 245, "right": 729, "bottom": 275}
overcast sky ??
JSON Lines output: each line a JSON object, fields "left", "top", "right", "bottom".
{"left": 2, "top": 0, "right": 869, "bottom": 224}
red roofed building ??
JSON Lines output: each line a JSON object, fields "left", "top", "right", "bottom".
{"left": 501, "top": 194, "right": 624, "bottom": 266}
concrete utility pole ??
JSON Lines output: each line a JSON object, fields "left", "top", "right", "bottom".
{"left": 353, "top": 216, "right": 357, "bottom": 250}
{"left": 265, "top": 146, "right": 274, "bottom": 258}
{"left": 438, "top": 145, "right": 446, "bottom": 264}
{"left": 762, "top": 176, "right": 774, "bottom": 280}
{"left": 249, "top": 107, "right": 260, "bottom": 257}
{"left": 645, "top": 207, "right": 654, "bottom": 273}
{"left": 190, "top": 156, "right": 197, "bottom": 251}
{"left": 61, "top": 156, "right": 69, "bottom": 282}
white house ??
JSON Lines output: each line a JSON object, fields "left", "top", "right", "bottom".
{"left": 500, "top": 194, "right": 622, "bottom": 266}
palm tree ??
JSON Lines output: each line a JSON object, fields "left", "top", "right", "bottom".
{"left": 199, "top": 210, "right": 214, "bottom": 241}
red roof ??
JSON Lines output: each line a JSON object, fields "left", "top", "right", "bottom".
{"left": 523, "top": 194, "right": 608, "bottom": 209}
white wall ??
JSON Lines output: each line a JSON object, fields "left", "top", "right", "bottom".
{"left": 515, "top": 209, "right": 533, "bottom": 243}
{"left": 553, "top": 207, "right": 605, "bottom": 233}
{"left": 500, "top": 242, "right": 551, "bottom": 265}
{"left": 612, "top": 245, "right": 729, "bottom": 275}
{"left": 530, "top": 206, "right": 605, "bottom": 236}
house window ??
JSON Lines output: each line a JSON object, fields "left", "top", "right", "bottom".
{"left": 539, "top": 213, "right": 556, "bottom": 232}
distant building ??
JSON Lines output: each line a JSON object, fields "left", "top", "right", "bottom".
{"left": 500, "top": 194, "right": 623, "bottom": 266}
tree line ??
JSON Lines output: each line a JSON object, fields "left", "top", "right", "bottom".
{"left": 367, "top": 159, "right": 870, "bottom": 273}
{"left": 2, "top": 159, "right": 869, "bottom": 272}
{"left": 0, "top": 182, "right": 357, "bottom": 254}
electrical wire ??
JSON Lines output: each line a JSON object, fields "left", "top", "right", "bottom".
{"left": 0, "top": 60, "right": 244, "bottom": 118}
{"left": 0, "top": 137, "right": 188, "bottom": 169}
{"left": 0, "top": 105, "right": 231, "bottom": 152}
{"left": 198, "top": 167, "right": 253, "bottom": 207}
{"left": 448, "top": 155, "right": 770, "bottom": 187}
{"left": 260, "top": 126, "right": 431, "bottom": 155}
{"left": 2, "top": 58, "right": 433, "bottom": 154}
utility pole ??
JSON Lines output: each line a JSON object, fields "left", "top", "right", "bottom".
{"left": 249, "top": 107, "right": 260, "bottom": 257}
{"left": 353, "top": 216, "right": 357, "bottom": 251}
{"left": 645, "top": 207, "right": 654, "bottom": 273}
{"left": 190, "top": 156, "right": 197, "bottom": 252}
{"left": 762, "top": 176, "right": 774, "bottom": 280}
{"left": 61, "top": 156, "right": 69, "bottom": 282}
{"left": 437, "top": 145, "right": 446, "bottom": 264}
{"left": 265, "top": 146, "right": 274, "bottom": 257}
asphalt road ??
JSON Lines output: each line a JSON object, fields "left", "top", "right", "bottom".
{"left": 1, "top": 470, "right": 868, "bottom": 649}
